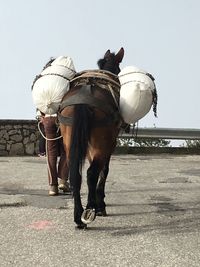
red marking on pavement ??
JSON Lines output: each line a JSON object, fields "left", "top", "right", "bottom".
{"left": 27, "top": 220, "right": 54, "bottom": 230}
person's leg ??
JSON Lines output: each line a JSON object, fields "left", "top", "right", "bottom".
{"left": 57, "top": 138, "right": 70, "bottom": 192}
{"left": 38, "top": 123, "right": 46, "bottom": 156}
{"left": 43, "top": 117, "right": 59, "bottom": 195}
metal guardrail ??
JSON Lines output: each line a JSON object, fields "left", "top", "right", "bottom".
{"left": 118, "top": 127, "right": 200, "bottom": 140}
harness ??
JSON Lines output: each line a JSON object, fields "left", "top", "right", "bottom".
{"left": 58, "top": 70, "right": 122, "bottom": 127}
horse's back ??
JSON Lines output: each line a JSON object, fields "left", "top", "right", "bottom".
{"left": 59, "top": 69, "right": 121, "bottom": 128}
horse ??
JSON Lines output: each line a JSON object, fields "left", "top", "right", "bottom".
{"left": 58, "top": 48, "right": 124, "bottom": 229}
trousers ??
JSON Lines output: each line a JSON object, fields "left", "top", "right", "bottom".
{"left": 42, "top": 116, "right": 68, "bottom": 186}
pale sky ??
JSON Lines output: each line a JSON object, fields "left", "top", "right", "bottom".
{"left": 1, "top": 0, "right": 200, "bottom": 129}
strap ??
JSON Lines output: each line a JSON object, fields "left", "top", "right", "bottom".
{"left": 58, "top": 113, "right": 73, "bottom": 125}
{"left": 58, "top": 111, "right": 120, "bottom": 127}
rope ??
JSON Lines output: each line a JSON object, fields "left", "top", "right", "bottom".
{"left": 41, "top": 73, "right": 70, "bottom": 81}
{"left": 119, "top": 70, "right": 147, "bottom": 78}
{"left": 108, "top": 84, "right": 119, "bottom": 110}
{"left": 70, "top": 71, "right": 120, "bottom": 90}
{"left": 37, "top": 121, "right": 62, "bottom": 141}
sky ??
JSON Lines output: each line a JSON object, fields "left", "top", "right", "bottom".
{"left": 1, "top": 0, "right": 200, "bottom": 129}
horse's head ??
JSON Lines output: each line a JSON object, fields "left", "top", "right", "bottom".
{"left": 97, "top": 47, "right": 124, "bottom": 75}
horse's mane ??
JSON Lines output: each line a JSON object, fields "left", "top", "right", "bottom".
{"left": 97, "top": 52, "right": 116, "bottom": 69}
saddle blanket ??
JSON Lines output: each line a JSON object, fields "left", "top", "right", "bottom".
{"left": 119, "top": 66, "right": 155, "bottom": 124}
{"left": 32, "top": 56, "right": 76, "bottom": 114}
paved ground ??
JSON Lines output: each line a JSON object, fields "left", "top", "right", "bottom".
{"left": 0, "top": 155, "right": 200, "bottom": 267}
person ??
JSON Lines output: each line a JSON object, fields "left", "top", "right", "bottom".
{"left": 38, "top": 111, "right": 70, "bottom": 196}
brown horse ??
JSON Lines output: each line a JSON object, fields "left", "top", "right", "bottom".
{"left": 58, "top": 48, "right": 124, "bottom": 228}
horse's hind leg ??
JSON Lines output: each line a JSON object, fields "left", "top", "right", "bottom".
{"left": 74, "top": 194, "right": 86, "bottom": 228}
{"left": 81, "top": 160, "right": 101, "bottom": 224}
{"left": 71, "top": 161, "right": 86, "bottom": 229}
{"left": 96, "top": 158, "right": 110, "bottom": 216}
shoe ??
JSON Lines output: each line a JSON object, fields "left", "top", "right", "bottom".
{"left": 38, "top": 152, "right": 46, "bottom": 158}
{"left": 48, "top": 185, "right": 58, "bottom": 196}
{"left": 58, "top": 179, "right": 71, "bottom": 193}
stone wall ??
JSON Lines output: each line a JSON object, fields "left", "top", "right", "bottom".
{"left": 1, "top": 120, "right": 199, "bottom": 156}
{"left": 0, "top": 120, "right": 39, "bottom": 156}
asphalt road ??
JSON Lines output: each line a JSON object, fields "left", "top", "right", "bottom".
{"left": 0, "top": 155, "right": 200, "bottom": 267}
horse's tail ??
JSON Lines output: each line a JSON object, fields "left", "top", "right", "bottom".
{"left": 69, "top": 104, "right": 92, "bottom": 189}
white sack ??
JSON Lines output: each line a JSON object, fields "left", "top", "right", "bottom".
{"left": 119, "top": 66, "right": 155, "bottom": 124}
{"left": 32, "top": 56, "right": 76, "bottom": 115}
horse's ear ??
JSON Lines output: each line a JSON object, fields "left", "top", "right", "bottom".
{"left": 115, "top": 47, "right": 124, "bottom": 63}
{"left": 104, "top": 49, "right": 111, "bottom": 58}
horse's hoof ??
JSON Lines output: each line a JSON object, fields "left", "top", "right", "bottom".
{"left": 96, "top": 210, "right": 107, "bottom": 217}
{"left": 81, "top": 209, "right": 96, "bottom": 224}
